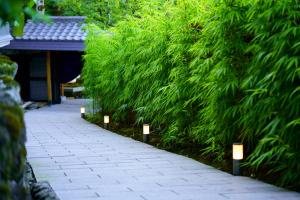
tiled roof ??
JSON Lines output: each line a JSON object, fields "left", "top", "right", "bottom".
{"left": 15, "top": 16, "right": 87, "bottom": 41}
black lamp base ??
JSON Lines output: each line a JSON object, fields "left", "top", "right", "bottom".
{"left": 233, "top": 160, "right": 241, "bottom": 176}
{"left": 143, "top": 134, "right": 149, "bottom": 143}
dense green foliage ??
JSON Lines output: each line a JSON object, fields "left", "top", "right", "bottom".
{"left": 0, "top": 55, "right": 29, "bottom": 200}
{"left": 83, "top": 0, "right": 300, "bottom": 189}
{"left": 47, "top": 0, "right": 143, "bottom": 28}
{"left": 0, "top": 0, "right": 39, "bottom": 36}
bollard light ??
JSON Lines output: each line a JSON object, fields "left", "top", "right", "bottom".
{"left": 104, "top": 115, "right": 110, "bottom": 124}
{"left": 232, "top": 143, "right": 243, "bottom": 176}
{"left": 143, "top": 124, "right": 150, "bottom": 143}
{"left": 143, "top": 124, "right": 150, "bottom": 134}
{"left": 80, "top": 107, "right": 85, "bottom": 118}
{"left": 104, "top": 115, "right": 110, "bottom": 129}
{"left": 233, "top": 143, "right": 243, "bottom": 160}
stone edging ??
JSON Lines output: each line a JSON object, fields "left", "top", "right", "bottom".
{"left": 26, "top": 162, "right": 60, "bottom": 200}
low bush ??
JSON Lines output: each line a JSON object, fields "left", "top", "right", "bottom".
{"left": 83, "top": 0, "right": 300, "bottom": 190}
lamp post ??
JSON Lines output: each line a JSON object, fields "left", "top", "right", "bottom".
{"left": 104, "top": 115, "right": 109, "bottom": 129}
{"left": 232, "top": 143, "right": 243, "bottom": 176}
{"left": 80, "top": 107, "right": 85, "bottom": 118}
{"left": 143, "top": 124, "right": 150, "bottom": 143}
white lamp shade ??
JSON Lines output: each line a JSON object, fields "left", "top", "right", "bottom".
{"left": 80, "top": 107, "right": 85, "bottom": 114}
{"left": 143, "top": 124, "right": 150, "bottom": 135}
{"left": 233, "top": 143, "right": 243, "bottom": 160}
{"left": 104, "top": 115, "right": 110, "bottom": 124}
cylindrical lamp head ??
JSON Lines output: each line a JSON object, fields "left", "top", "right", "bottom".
{"left": 232, "top": 143, "right": 243, "bottom": 160}
{"left": 80, "top": 107, "right": 85, "bottom": 114}
{"left": 104, "top": 115, "right": 110, "bottom": 124}
{"left": 143, "top": 124, "right": 150, "bottom": 135}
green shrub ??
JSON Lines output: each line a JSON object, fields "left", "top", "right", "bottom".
{"left": 49, "top": 0, "right": 143, "bottom": 28}
{"left": 241, "top": 0, "right": 300, "bottom": 189}
{"left": 83, "top": 0, "right": 300, "bottom": 190}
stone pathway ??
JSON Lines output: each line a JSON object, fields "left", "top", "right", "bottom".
{"left": 25, "top": 100, "right": 300, "bottom": 200}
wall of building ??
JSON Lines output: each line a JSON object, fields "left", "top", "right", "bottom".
{"left": 2, "top": 50, "right": 83, "bottom": 104}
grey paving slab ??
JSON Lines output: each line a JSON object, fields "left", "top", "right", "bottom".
{"left": 25, "top": 99, "right": 300, "bottom": 200}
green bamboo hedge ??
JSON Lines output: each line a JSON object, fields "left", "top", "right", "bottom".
{"left": 83, "top": 0, "right": 300, "bottom": 189}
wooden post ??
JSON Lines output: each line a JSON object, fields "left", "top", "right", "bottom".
{"left": 60, "top": 84, "right": 65, "bottom": 96}
{"left": 46, "top": 51, "right": 52, "bottom": 104}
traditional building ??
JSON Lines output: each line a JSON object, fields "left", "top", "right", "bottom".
{"left": 1, "top": 16, "right": 87, "bottom": 104}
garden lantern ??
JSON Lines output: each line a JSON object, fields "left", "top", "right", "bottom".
{"left": 104, "top": 115, "right": 110, "bottom": 124}
{"left": 143, "top": 124, "right": 150, "bottom": 143}
{"left": 232, "top": 143, "right": 243, "bottom": 175}
{"left": 104, "top": 115, "right": 109, "bottom": 129}
{"left": 80, "top": 107, "right": 85, "bottom": 118}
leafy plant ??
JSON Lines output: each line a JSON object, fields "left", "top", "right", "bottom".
{"left": 50, "top": 0, "right": 142, "bottom": 28}
{"left": 241, "top": 0, "right": 300, "bottom": 189}
{"left": 0, "top": 0, "right": 40, "bottom": 36}
{"left": 83, "top": 0, "right": 300, "bottom": 190}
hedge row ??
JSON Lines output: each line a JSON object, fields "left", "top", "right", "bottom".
{"left": 83, "top": 0, "right": 300, "bottom": 189}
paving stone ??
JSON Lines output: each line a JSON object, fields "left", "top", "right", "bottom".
{"left": 50, "top": 182, "right": 90, "bottom": 191}
{"left": 55, "top": 189, "right": 99, "bottom": 199}
{"left": 223, "top": 192, "right": 300, "bottom": 200}
{"left": 25, "top": 99, "right": 300, "bottom": 200}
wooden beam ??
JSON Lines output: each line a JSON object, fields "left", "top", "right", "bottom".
{"left": 60, "top": 84, "right": 65, "bottom": 97}
{"left": 46, "top": 51, "right": 52, "bottom": 104}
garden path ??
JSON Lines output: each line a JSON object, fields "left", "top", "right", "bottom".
{"left": 25, "top": 99, "right": 300, "bottom": 200}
